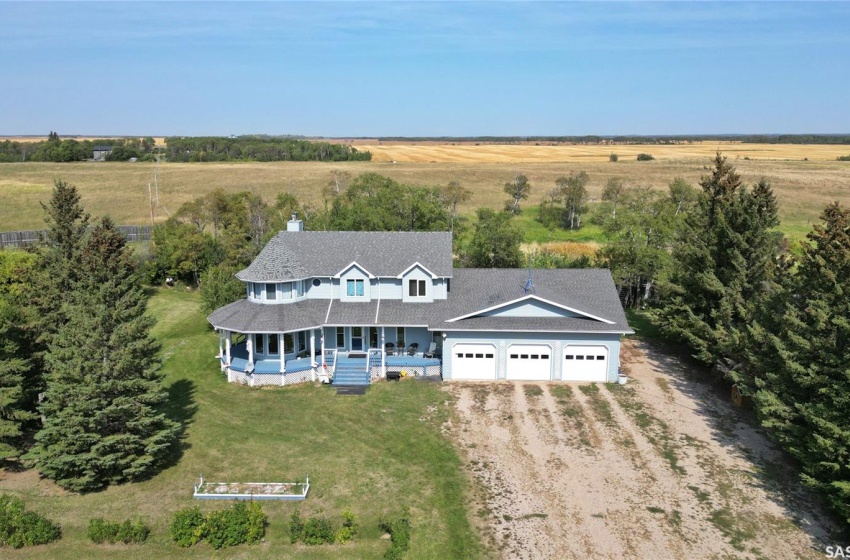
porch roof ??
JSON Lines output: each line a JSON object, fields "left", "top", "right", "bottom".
{"left": 208, "top": 299, "right": 326, "bottom": 333}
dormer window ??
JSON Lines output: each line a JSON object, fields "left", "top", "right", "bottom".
{"left": 266, "top": 283, "right": 276, "bottom": 301}
{"left": 296, "top": 280, "right": 305, "bottom": 297}
{"left": 346, "top": 279, "right": 365, "bottom": 297}
{"left": 409, "top": 279, "right": 427, "bottom": 297}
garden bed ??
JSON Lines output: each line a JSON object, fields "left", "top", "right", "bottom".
{"left": 193, "top": 475, "right": 309, "bottom": 500}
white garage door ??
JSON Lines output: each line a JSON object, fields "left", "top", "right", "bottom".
{"left": 563, "top": 346, "right": 609, "bottom": 382}
{"left": 451, "top": 344, "right": 497, "bottom": 380}
{"left": 506, "top": 344, "right": 552, "bottom": 381}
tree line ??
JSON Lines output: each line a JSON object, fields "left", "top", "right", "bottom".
{"left": 0, "top": 181, "right": 179, "bottom": 491}
{"left": 0, "top": 133, "right": 371, "bottom": 163}
{"left": 163, "top": 136, "right": 371, "bottom": 162}
{"left": 647, "top": 154, "right": 850, "bottom": 528}
{"left": 0, "top": 132, "right": 157, "bottom": 163}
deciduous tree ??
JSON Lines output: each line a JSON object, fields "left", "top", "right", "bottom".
{"left": 503, "top": 174, "right": 531, "bottom": 215}
{"left": 464, "top": 208, "right": 523, "bottom": 268}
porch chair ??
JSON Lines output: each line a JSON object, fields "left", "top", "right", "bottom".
{"left": 384, "top": 342, "right": 395, "bottom": 356}
{"left": 423, "top": 341, "right": 437, "bottom": 358}
{"left": 407, "top": 342, "right": 419, "bottom": 356}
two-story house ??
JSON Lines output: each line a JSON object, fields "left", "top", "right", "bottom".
{"left": 208, "top": 215, "right": 632, "bottom": 386}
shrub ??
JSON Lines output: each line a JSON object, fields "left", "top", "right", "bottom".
{"left": 170, "top": 507, "right": 205, "bottom": 547}
{"left": 336, "top": 510, "right": 358, "bottom": 544}
{"left": 837, "top": 154, "right": 850, "bottom": 161}
{"left": 204, "top": 502, "right": 266, "bottom": 550}
{"left": 302, "top": 517, "right": 335, "bottom": 545}
{"left": 380, "top": 510, "right": 412, "bottom": 560}
{"left": 87, "top": 518, "right": 149, "bottom": 544}
{"left": 290, "top": 509, "right": 357, "bottom": 545}
{"left": 636, "top": 153, "right": 655, "bottom": 161}
{"left": 289, "top": 510, "right": 303, "bottom": 544}
{"left": 171, "top": 502, "right": 266, "bottom": 550}
{"left": 0, "top": 494, "right": 61, "bottom": 549}
{"left": 609, "top": 153, "right": 618, "bottom": 162}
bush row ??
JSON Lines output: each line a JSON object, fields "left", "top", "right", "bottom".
{"left": 170, "top": 502, "right": 267, "bottom": 550}
{"left": 87, "top": 518, "right": 150, "bottom": 544}
{"left": 289, "top": 509, "right": 358, "bottom": 545}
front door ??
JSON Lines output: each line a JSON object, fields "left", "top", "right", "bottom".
{"left": 351, "top": 327, "right": 363, "bottom": 351}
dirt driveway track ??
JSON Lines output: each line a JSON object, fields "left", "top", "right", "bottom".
{"left": 445, "top": 339, "right": 838, "bottom": 559}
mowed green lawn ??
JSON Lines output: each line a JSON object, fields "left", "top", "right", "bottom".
{"left": 0, "top": 289, "right": 481, "bottom": 559}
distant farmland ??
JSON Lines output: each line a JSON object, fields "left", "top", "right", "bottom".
{"left": 0, "top": 145, "right": 848, "bottom": 239}
{"left": 358, "top": 141, "right": 850, "bottom": 163}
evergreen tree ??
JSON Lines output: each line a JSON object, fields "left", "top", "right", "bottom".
{"left": 749, "top": 203, "right": 850, "bottom": 525}
{"left": 464, "top": 208, "right": 523, "bottom": 268}
{"left": 31, "top": 218, "right": 179, "bottom": 491}
{"left": 30, "top": 180, "right": 90, "bottom": 357}
{"left": 657, "top": 153, "right": 782, "bottom": 368}
{"left": 0, "top": 251, "right": 40, "bottom": 461}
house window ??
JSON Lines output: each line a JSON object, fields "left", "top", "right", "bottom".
{"left": 312, "top": 278, "right": 321, "bottom": 287}
{"left": 280, "top": 282, "right": 292, "bottom": 299}
{"left": 283, "top": 333, "right": 293, "bottom": 353}
{"left": 346, "top": 279, "right": 365, "bottom": 297}
{"left": 298, "top": 331, "right": 306, "bottom": 351}
{"left": 296, "top": 280, "right": 305, "bottom": 297}
{"left": 336, "top": 327, "right": 345, "bottom": 348}
{"left": 396, "top": 327, "right": 405, "bottom": 346}
{"left": 266, "top": 283, "right": 276, "bottom": 301}
{"left": 268, "top": 334, "right": 279, "bottom": 355}
{"left": 248, "top": 282, "right": 255, "bottom": 298}
{"left": 408, "top": 279, "right": 426, "bottom": 297}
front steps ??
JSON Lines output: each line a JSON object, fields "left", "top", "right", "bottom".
{"left": 333, "top": 354, "right": 370, "bottom": 386}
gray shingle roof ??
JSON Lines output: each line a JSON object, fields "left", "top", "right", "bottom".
{"left": 428, "top": 268, "right": 632, "bottom": 333}
{"left": 209, "top": 267, "right": 632, "bottom": 335}
{"left": 236, "top": 231, "right": 453, "bottom": 282}
{"left": 207, "top": 299, "right": 326, "bottom": 333}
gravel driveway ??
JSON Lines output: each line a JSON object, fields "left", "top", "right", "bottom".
{"left": 445, "top": 339, "right": 838, "bottom": 559}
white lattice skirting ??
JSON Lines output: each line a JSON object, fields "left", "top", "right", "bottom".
{"left": 371, "top": 364, "right": 442, "bottom": 380}
{"left": 226, "top": 367, "right": 316, "bottom": 387}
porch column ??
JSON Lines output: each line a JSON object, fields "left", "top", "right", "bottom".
{"left": 381, "top": 327, "right": 386, "bottom": 378}
{"left": 320, "top": 329, "right": 326, "bottom": 367}
{"left": 225, "top": 331, "right": 232, "bottom": 366}
{"left": 247, "top": 334, "right": 254, "bottom": 371}
{"left": 218, "top": 331, "right": 225, "bottom": 371}
{"left": 279, "top": 333, "right": 285, "bottom": 373}
{"left": 310, "top": 330, "right": 317, "bottom": 381}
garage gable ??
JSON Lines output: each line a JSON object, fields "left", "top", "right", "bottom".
{"left": 446, "top": 295, "right": 614, "bottom": 324}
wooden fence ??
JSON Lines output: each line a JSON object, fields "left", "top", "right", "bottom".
{"left": 0, "top": 225, "right": 151, "bottom": 248}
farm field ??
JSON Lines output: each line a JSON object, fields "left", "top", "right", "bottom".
{"left": 0, "top": 289, "right": 481, "bottom": 560}
{"left": 0, "top": 149, "right": 848, "bottom": 239}
{"left": 449, "top": 339, "right": 839, "bottom": 559}
{"left": 359, "top": 141, "right": 850, "bottom": 163}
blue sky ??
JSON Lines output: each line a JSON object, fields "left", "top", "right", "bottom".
{"left": 1, "top": 1, "right": 848, "bottom": 136}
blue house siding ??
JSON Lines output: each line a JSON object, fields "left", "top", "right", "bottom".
{"left": 442, "top": 330, "right": 621, "bottom": 382}
{"left": 481, "top": 299, "right": 583, "bottom": 318}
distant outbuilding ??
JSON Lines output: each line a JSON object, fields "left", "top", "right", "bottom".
{"left": 92, "top": 145, "right": 113, "bottom": 161}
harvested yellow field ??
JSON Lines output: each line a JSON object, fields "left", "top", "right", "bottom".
{"left": 361, "top": 142, "right": 850, "bottom": 163}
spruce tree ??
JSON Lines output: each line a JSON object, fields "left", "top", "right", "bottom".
{"left": 32, "top": 218, "right": 179, "bottom": 491}
{"left": 0, "top": 251, "right": 40, "bottom": 461}
{"left": 658, "top": 153, "right": 781, "bottom": 369}
{"left": 28, "top": 180, "right": 90, "bottom": 392}
{"left": 750, "top": 203, "right": 850, "bottom": 525}
{"left": 0, "top": 305, "right": 38, "bottom": 460}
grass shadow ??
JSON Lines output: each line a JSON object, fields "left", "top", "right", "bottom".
{"left": 159, "top": 378, "right": 198, "bottom": 470}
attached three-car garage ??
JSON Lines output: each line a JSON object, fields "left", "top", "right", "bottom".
{"left": 449, "top": 341, "right": 612, "bottom": 382}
